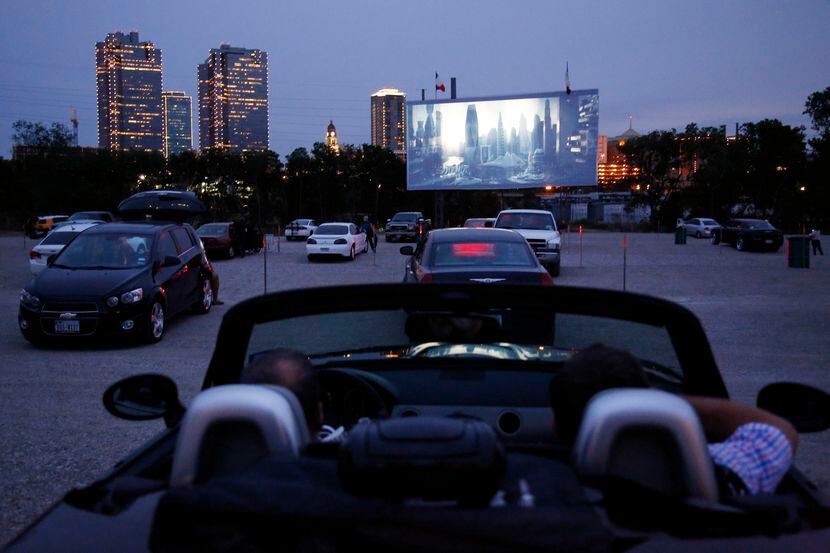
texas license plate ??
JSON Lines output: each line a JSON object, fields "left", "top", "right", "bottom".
{"left": 54, "top": 320, "right": 80, "bottom": 333}
{"left": 765, "top": 239, "right": 773, "bottom": 244}
{"left": 320, "top": 247, "right": 329, "bottom": 252}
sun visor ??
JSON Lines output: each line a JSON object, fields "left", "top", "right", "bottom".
{"left": 118, "top": 191, "right": 207, "bottom": 222}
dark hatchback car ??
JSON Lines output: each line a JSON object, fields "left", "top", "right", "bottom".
{"left": 712, "top": 219, "right": 784, "bottom": 252}
{"left": 18, "top": 222, "right": 213, "bottom": 345}
{"left": 401, "top": 227, "right": 554, "bottom": 285}
{"left": 5, "top": 284, "right": 830, "bottom": 552}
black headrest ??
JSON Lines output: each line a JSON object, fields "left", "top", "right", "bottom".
{"left": 338, "top": 417, "right": 506, "bottom": 506}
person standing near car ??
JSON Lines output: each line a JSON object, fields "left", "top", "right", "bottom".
{"left": 360, "top": 215, "right": 377, "bottom": 252}
{"left": 808, "top": 227, "right": 823, "bottom": 255}
{"left": 549, "top": 343, "right": 798, "bottom": 496}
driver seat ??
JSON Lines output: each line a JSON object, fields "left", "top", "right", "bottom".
{"left": 573, "top": 389, "right": 719, "bottom": 502}
{"left": 169, "top": 385, "right": 310, "bottom": 487}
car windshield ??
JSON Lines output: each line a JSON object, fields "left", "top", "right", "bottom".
{"left": 39, "top": 231, "right": 81, "bottom": 246}
{"left": 392, "top": 214, "right": 418, "bottom": 222}
{"left": 431, "top": 241, "right": 536, "bottom": 267}
{"left": 68, "top": 212, "right": 102, "bottom": 221}
{"left": 197, "top": 224, "right": 227, "bottom": 236}
{"left": 314, "top": 224, "right": 348, "bottom": 235}
{"left": 496, "top": 213, "right": 555, "bottom": 231}
{"left": 246, "top": 304, "right": 686, "bottom": 403}
{"left": 741, "top": 220, "right": 775, "bottom": 230}
{"left": 463, "top": 219, "right": 485, "bottom": 227}
{"left": 53, "top": 233, "right": 154, "bottom": 269}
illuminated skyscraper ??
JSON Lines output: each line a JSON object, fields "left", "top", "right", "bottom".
{"left": 162, "top": 92, "right": 192, "bottom": 157}
{"left": 326, "top": 120, "right": 340, "bottom": 153}
{"left": 198, "top": 45, "right": 269, "bottom": 152}
{"left": 96, "top": 31, "right": 163, "bottom": 152}
{"left": 370, "top": 88, "right": 406, "bottom": 159}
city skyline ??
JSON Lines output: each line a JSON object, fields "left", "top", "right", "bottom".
{"left": 1, "top": 1, "right": 828, "bottom": 158}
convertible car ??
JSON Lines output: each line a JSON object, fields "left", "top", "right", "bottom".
{"left": 5, "top": 284, "right": 830, "bottom": 552}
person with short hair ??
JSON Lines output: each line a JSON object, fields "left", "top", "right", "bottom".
{"left": 549, "top": 343, "right": 798, "bottom": 495}
{"left": 808, "top": 227, "right": 823, "bottom": 255}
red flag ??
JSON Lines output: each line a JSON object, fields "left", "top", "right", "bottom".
{"left": 565, "top": 62, "right": 571, "bottom": 95}
{"left": 435, "top": 72, "right": 445, "bottom": 93}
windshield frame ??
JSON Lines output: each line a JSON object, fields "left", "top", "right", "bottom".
{"left": 52, "top": 231, "right": 155, "bottom": 270}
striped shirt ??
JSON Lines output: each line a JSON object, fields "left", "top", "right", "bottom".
{"left": 708, "top": 422, "right": 792, "bottom": 494}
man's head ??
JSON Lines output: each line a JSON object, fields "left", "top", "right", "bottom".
{"left": 549, "top": 343, "right": 650, "bottom": 445}
{"left": 241, "top": 348, "right": 322, "bottom": 433}
{"left": 363, "top": 215, "right": 369, "bottom": 222}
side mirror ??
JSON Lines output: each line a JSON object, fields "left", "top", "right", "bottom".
{"left": 162, "top": 255, "right": 180, "bottom": 267}
{"left": 400, "top": 246, "right": 414, "bottom": 255}
{"left": 757, "top": 382, "right": 830, "bottom": 433}
{"left": 103, "top": 373, "right": 185, "bottom": 428}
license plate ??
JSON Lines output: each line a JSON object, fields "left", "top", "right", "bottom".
{"left": 54, "top": 320, "right": 80, "bottom": 333}
{"left": 320, "top": 247, "right": 329, "bottom": 252}
{"left": 765, "top": 239, "right": 773, "bottom": 244}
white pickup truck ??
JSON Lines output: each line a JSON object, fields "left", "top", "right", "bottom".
{"left": 494, "top": 209, "right": 561, "bottom": 276}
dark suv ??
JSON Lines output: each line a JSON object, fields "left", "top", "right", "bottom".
{"left": 19, "top": 203, "right": 214, "bottom": 345}
{"left": 385, "top": 211, "right": 430, "bottom": 242}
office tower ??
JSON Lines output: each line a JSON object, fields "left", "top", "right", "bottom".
{"left": 198, "top": 44, "right": 269, "bottom": 152}
{"left": 326, "top": 120, "right": 340, "bottom": 153}
{"left": 162, "top": 92, "right": 192, "bottom": 157}
{"left": 370, "top": 88, "right": 406, "bottom": 159}
{"left": 96, "top": 31, "right": 163, "bottom": 151}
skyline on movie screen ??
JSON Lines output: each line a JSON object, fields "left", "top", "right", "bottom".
{"left": 407, "top": 91, "right": 599, "bottom": 191}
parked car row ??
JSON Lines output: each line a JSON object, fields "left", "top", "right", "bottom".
{"left": 679, "top": 216, "right": 785, "bottom": 252}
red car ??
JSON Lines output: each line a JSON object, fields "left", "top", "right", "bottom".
{"left": 196, "top": 222, "right": 240, "bottom": 258}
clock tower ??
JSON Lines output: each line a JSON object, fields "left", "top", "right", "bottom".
{"left": 325, "top": 120, "right": 339, "bottom": 153}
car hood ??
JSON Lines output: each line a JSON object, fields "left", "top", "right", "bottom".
{"left": 30, "top": 266, "right": 150, "bottom": 300}
{"left": 507, "top": 229, "right": 559, "bottom": 241}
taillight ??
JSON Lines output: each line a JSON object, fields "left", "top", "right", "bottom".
{"left": 540, "top": 272, "right": 554, "bottom": 285}
{"left": 29, "top": 250, "right": 41, "bottom": 259}
{"left": 703, "top": 227, "right": 709, "bottom": 232}
{"left": 333, "top": 238, "right": 347, "bottom": 245}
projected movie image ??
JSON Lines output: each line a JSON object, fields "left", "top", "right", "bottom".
{"left": 407, "top": 90, "right": 598, "bottom": 190}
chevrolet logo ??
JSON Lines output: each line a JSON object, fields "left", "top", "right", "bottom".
{"left": 59, "top": 313, "right": 77, "bottom": 319}
{"left": 469, "top": 278, "right": 506, "bottom": 283}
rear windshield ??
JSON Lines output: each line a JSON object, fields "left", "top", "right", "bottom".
{"left": 315, "top": 224, "right": 348, "bottom": 235}
{"left": 700, "top": 219, "right": 718, "bottom": 226}
{"left": 496, "top": 212, "right": 556, "bottom": 231}
{"left": 68, "top": 212, "right": 105, "bottom": 221}
{"left": 197, "top": 225, "right": 227, "bottom": 236}
{"left": 391, "top": 214, "right": 419, "bottom": 222}
{"left": 431, "top": 241, "right": 536, "bottom": 267}
{"left": 40, "top": 231, "right": 80, "bottom": 246}
{"left": 741, "top": 220, "right": 775, "bottom": 230}
{"left": 293, "top": 219, "right": 311, "bottom": 225}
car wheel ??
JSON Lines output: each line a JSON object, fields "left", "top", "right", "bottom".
{"left": 363, "top": 241, "right": 369, "bottom": 254}
{"left": 145, "top": 300, "right": 165, "bottom": 344}
{"left": 547, "top": 262, "right": 561, "bottom": 277}
{"left": 711, "top": 232, "right": 721, "bottom": 245}
{"left": 227, "top": 246, "right": 235, "bottom": 258}
{"left": 307, "top": 254, "right": 314, "bottom": 262}
{"left": 695, "top": 231, "right": 702, "bottom": 239}
{"left": 736, "top": 236, "right": 746, "bottom": 251}
{"left": 349, "top": 245, "right": 356, "bottom": 261}
{"left": 192, "top": 276, "right": 213, "bottom": 314}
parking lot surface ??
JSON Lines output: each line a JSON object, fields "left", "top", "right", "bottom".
{"left": 0, "top": 230, "right": 827, "bottom": 543}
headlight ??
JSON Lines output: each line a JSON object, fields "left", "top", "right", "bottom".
{"left": 547, "top": 239, "right": 561, "bottom": 251}
{"left": 20, "top": 289, "right": 40, "bottom": 309}
{"left": 307, "top": 238, "right": 317, "bottom": 245}
{"left": 334, "top": 238, "right": 347, "bottom": 245}
{"left": 407, "top": 224, "right": 415, "bottom": 230}
{"left": 107, "top": 296, "right": 119, "bottom": 307}
{"left": 120, "top": 288, "right": 144, "bottom": 304}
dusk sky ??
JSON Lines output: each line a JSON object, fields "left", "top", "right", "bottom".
{"left": 1, "top": 0, "right": 828, "bottom": 158}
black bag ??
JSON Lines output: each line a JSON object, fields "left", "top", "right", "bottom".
{"left": 338, "top": 417, "right": 506, "bottom": 506}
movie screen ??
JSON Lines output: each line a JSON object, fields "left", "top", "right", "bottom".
{"left": 407, "top": 90, "right": 599, "bottom": 190}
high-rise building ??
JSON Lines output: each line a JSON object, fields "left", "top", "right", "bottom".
{"left": 162, "top": 91, "right": 192, "bottom": 157}
{"left": 96, "top": 31, "right": 163, "bottom": 152}
{"left": 198, "top": 44, "right": 269, "bottom": 152}
{"left": 326, "top": 120, "right": 339, "bottom": 153}
{"left": 597, "top": 120, "right": 641, "bottom": 189}
{"left": 370, "top": 88, "right": 406, "bottom": 159}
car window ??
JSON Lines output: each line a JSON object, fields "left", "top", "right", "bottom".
{"left": 315, "top": 224, "right": 348, "bottom": 235}
{"left": 430, "top": 241, "right": 536, "bottom": 267}
{"left": 197, "top": 224, "right": 226, "bottom": 236}
{"left": 496, "top": 213, "right": 555, "bottom": 231}
{"left": 688, "top": 219, "right": 698, "bottom": 225}
{"left": 392, "top": 213, "right": 418, "bottom": 222}
{"left": 157, "top": 232, "right": 179, "bottom": 260}
{"left": 171, "top": 227, "right": 194, "bottom": 253}
{"left": 39, "top": 231, "right": 81, "bottom": 246}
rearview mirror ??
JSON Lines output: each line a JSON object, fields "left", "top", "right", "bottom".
{"left": 757, "top": 382, "right": 830, "bottom": 433}
{"left": 103, "top": 373, "right": 185, "bottom": 428}
{"left": 400, "top": 246, "right": 414, "bottom": 255}
{"left": 162, "top": 255, "right": 180, "bottom": 267}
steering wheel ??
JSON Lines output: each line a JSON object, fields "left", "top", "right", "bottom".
{"left": 317, "top": 369, "right": 391, "bottom": 428}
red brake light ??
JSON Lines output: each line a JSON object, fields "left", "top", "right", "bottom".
{"left": 452, "top": 243, "right": 495, "bottom": 257}
{"left": 540, "top": 272, "right": 554, "bottom": 286}
{"left": 29, "top": 250, "right": 41, "bottom": 259}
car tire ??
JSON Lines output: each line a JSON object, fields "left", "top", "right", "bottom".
{"left": 736, "top": 236, "right": 746, "bottom": 251}
{"left": 695, "top": 231, "right": 702, "bottom": 239}
{"left": 547, "top": 262, "right": 561, "bottom": 277}
{"left": 227, "top": 246, "right": 235, "bottom": 258}
{"left": 711, "top": 232, "right": 721, "bottom": 245}
{"left": 363, "top": 241, "right": 369, "bottom": 254}
{"left": 349, "top": 245, "right": 356, "bottom": 261}
{"left": 192, "top": 276, "right": 213, "bottom": 314}
{"left": 144, "top": 300, "right": 165, "bottom": 344}
{"left": 307, "top": 254, "right": 314, "bottom": 262}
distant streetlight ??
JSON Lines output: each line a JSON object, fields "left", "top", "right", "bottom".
{"left": 800, "top": 186, "right": 806, "bottom": 192}
{"left": 137, "top": 174, "right": 146, "bottom": 182}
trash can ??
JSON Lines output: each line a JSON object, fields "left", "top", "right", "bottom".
{"left": 787, "top": 236, "right": 810, "bottom": 269}
{"left": 674, "top": 226, "right": 687, "bottom": 245}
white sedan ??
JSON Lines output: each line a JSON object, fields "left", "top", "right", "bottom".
{"left": 29, "top": 222, "right": 102, "bottom": 274}
{"left": 285, "top": 219, "right": 318, "bottom": 240}
{"left": 679, "top": 217, "right": 721, "bottom": 239}
{"left": 306, "top": 222, "right": 367, "bottom": 261}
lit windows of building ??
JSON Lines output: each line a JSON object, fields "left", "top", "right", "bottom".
{"left": 162, "top": 91, "right": 192, "bottom": 157}
{"left": 370, "top": 88, "right": 406, "bottom": 160}
{"left": 325, "top": 120, "right": 340, "bottom": 153}
{"left": 198, "top": 44, "right": 269, "bottom": 152}
{"left": 96, "top": 31, "right": 163, "bottom": 152}
{"left": 597, "top": 121, "right": 641, "bottom": 190}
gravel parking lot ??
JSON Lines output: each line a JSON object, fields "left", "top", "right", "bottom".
{"left": 0, "top": 230, "right": 827, "bottom": 544}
